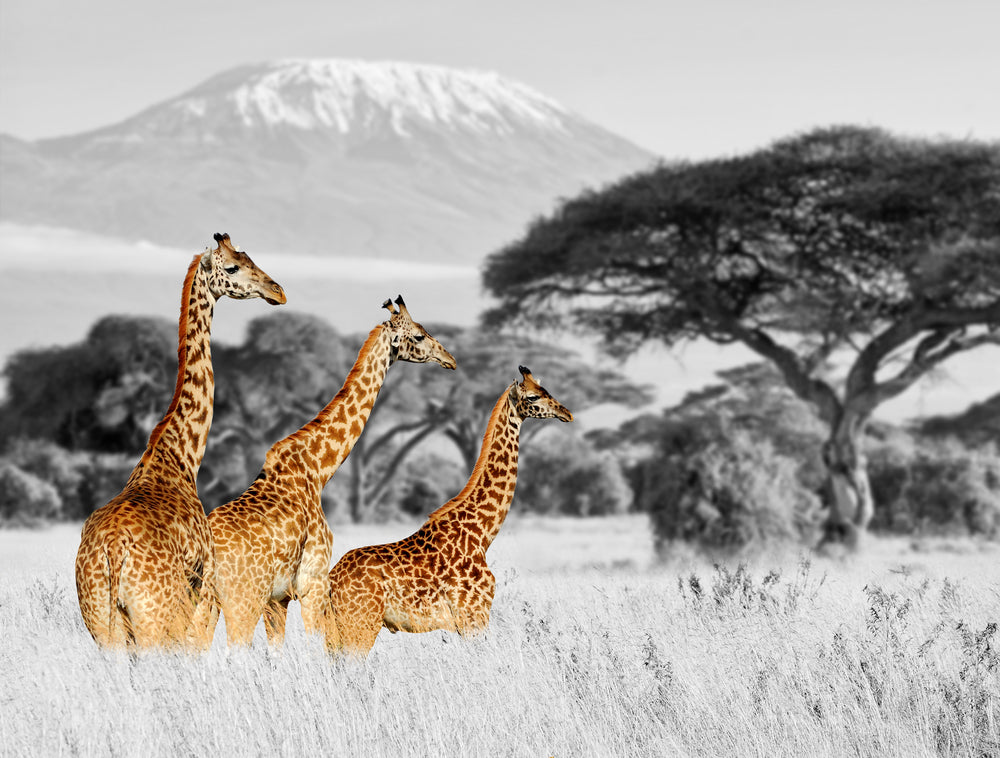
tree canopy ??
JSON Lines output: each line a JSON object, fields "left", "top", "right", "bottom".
{"left": 0, "top": 315, "right": 176, "bottom": 451}
{"left": 483, "top": 126, "right": 1000, "bottom": 545}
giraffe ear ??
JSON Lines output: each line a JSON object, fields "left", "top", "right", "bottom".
{"left": 382, "top": 298, "right": 397, "bottom": 314}
{"left": 395, "top": 295, "right": 413, "bottom": 321}
{"left": 213, "top": 233, "right": 236, "bottom": 254}
{"left": 518, "top": 365, "right": 532, "bottom": 378}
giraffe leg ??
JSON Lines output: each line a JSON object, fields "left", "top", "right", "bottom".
{"left": 117, "top": 553, "right": 196, "bottom": 649}
{"left": 331, "top": 603, "right": 384, "bottom": 658}
{"left": 455, "top": 600, "right": 493, "bottom": 637}
{"left": 186, "top": 550, "right": 217, "bottom": 651}
{"left": 127, "top": 585, "right": 194, "bottom": 649}
{"left": 449, "top": 565, "right": 496, "bottom": 637}
{"left": 190, "top": 590, "right": 220, "bottom": 650}
{"left": 328, "top": 569, "right": 386, "bottom": 658}
{"left": 223, "top": 602, "right": 265, "bottom": 647}
{"left": 298, "top": 576, "right": 331, "bottom": 638}
{"left": 214, "top": 572, "right": 268, "bottom": 647}
{"left": 263, "top": 597, "right": 291, "bottom": 646}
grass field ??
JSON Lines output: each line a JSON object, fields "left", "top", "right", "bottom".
{"left": 1, "top": 515, "right": 998, "bottom": 757}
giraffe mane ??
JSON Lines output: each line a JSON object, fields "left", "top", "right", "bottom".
{"left": 143, "top": 253, "right": 203, "bottom": 456}
{"left": 427, "top": 383, "right": 516, "bottom": 521}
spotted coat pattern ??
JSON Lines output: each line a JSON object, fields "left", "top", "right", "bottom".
{"left": 74, "top": 234, "right": 285, "bottom": 650}
{"left": 198, "top": 297, "right": 457, "bottom": 647}
{"left": 325, "top": 366, "right": 573, "bottom": 657}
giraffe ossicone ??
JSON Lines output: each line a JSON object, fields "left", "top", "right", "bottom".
{"left": 74, "top": 233, "right": 285, "bottom": 650}
{"left": 196, "top": 296, "right": 456, "bottom": 648}
{"left": 324, "top": 365, "right": 572, "bottom": 657}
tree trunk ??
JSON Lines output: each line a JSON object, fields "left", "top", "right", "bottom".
{"left": 818, "top": 414, "right": 874, "bottom": 550}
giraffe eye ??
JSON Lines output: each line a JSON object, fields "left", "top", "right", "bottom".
{"left": 224, "top": 264, "right": 239, "bottom": 275}
{"left": 525, "top": 395, "right": 540, "bottom": 402}
{"left": 413, "top": 335, "right": 425, "bottom": 342}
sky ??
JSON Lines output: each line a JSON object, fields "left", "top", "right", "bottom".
{"left": 1, "top": 0, "right": 998, "bottom": 421}
{"left": 2, "top": 0, "right": 999, "bottom": 159}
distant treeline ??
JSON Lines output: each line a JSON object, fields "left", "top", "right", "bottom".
{"left": 1, "top": 311, "right": 997, "bottom": 548}
{"left": 0, "top": 312, "right": 643, "bottom": 526}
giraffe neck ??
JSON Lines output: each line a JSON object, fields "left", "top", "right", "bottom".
{"left": 263, "top": 324, "right": 394, "bottom": 495}
{"left": 131, "top": 254, "right": 216, "bottom": 489}
{"left": 427, "top": 385, "right": 521, "bottom": 551}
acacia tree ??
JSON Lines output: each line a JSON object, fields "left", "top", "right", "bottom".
{"left": 483, "top": 126, "right": 1000, "bottom": 547}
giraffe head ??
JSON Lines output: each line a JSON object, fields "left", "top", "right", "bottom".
{"left": 201, "top": 233, "right": 287, "bottom": 305}
{"left": 382, "top": 295, "right": 457, "bottom": 369}
{"left": 510, "top": 366, "right": 574, "bottom": 422}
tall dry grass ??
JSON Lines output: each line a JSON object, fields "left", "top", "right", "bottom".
{"left": 1, "top": 516, "right": 998, "bottom": 757}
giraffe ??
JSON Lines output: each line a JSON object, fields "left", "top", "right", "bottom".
{"left": 74, "top": 233, "right": 286, "bottom": 650}
{"left": 197, "top": 296, "right": 457, "bottom": 647}
{"left": 324, "top": 365, "right": 573, "bottom": 657}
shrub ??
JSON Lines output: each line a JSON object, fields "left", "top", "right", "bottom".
{"left": 1, "top": 438, "right": 94, "bottom": 520}
{"left": 0, "top": 463, "right": 61, "bottom": 526}
{"left": 643, "top": 427, "right": 822, "bottom": 552}
{"left": 516, "top": 432, "right": 632, "bottom": 516}
{"left": 868, "top": 440, "right": 1000, "bottom": 537}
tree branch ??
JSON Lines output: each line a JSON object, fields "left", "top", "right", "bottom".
{"left": 846, "top": 303, "right": 1000, "bottom": 407}
{"left": 365, "top": 425, "right": 441, "bottom": 504}
{"left": 724, "top": 320, "right": 842, "bottom": 423}
{"left": 365, "top": 418, "right": 439, "bottom": 457}
{"left": 866, "top": 327, "right": 1000, "bottom": 407}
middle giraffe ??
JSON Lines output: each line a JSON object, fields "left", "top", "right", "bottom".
{"left": 198, "top": 296, "right": 456, "bottom": 647}
{"left": 325, "top": 365, "right": 573, "bottom": 657}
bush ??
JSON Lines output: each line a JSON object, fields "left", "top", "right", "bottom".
{"left": 643, "top": 427, "right": 822, "bottom": 552}
{"left": 868, "top": 440, "right": 1000, "bottom": 537}
{"left": 0, "top": 439, "right": 137, "bottom": 521}
{"left": 516, "top": 432, "right": 632, "bottom": 516}
{"left": 0, "top": 463, "right": 61, "bottom": 526}
{"left": 2, "top": 439, "right": 93, "bottom": 520}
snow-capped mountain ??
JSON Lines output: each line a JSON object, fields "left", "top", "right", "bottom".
{"left": 128, "top": 60, "right": 573, "bottom": 138}
{"left": 1, "top": 59, "right": 656, "bottom": 263}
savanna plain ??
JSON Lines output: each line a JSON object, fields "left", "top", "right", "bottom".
{"left": 1, "top": 514, "right": 997, "bottom": 758}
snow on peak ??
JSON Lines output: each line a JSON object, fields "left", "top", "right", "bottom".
{"left": 180, "top": 59, "right": 572, "bottom": 137}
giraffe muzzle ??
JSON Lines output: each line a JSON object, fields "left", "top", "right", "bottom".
{"left": 263, "top": 282, "right": 287, "bottom": 306}
{"left": 438, "top": 349, "right": 457, "bottom": 370}
{"left": 554, "top": 406, "right": 574, "bottom": 422}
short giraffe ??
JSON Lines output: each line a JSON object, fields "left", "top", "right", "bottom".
{"left": 74, "top": 233, "right": 286, "bottom": 650}
{"left": 325, "top": 365, "right": 572, "bottom": 657}
{"left": 198, "top": 296, "right": 456, "bottom": 647}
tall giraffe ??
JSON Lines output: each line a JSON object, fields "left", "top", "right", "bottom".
{"left": 198, "top": 296, "right": 457, "bottom": 647}
{"left": 325, "top": 365, "right": 572, "bottom": 657}
{"left": 75, "top": 233, "right": 286, "bottom": 650}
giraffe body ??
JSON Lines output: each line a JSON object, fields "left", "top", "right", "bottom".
{"left": 74, "top": 234, "right": 285, "bottom": 650}
{"left": 200, "top": 297, "right": 456, "bottom": 647}
{"left": 326, "top": 366, "right": 572, "bottom": 657}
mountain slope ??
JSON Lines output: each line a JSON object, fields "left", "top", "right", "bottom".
{"left": 0, "top": 60, "right": 656, "bottom": 263}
